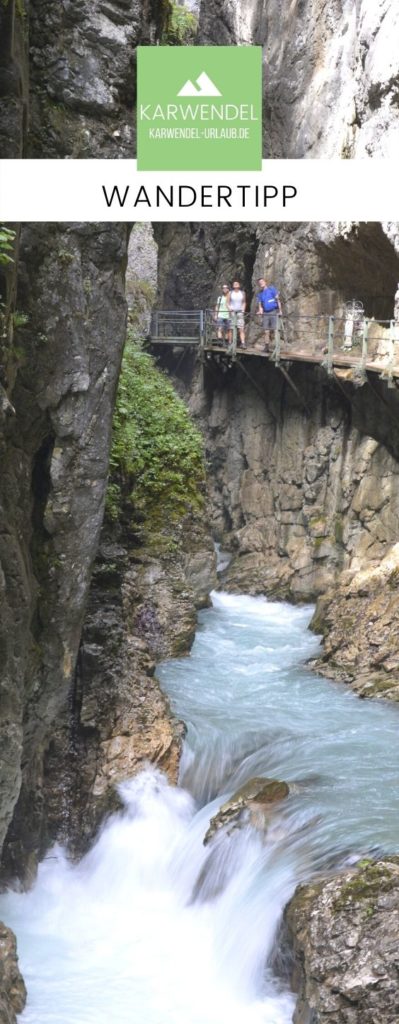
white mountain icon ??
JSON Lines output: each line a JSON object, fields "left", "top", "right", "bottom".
{"left": 177, "top": 72, "right": 221, "bottom": 97}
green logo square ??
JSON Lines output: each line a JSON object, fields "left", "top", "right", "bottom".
{"left": 137, "top": 46, "right": 262, "bottom": 171}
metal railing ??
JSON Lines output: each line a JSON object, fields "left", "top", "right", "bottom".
{"left": 149, "top": 309, "right": 399, "bottom": 381}
{"left": 150, "top": 309, "right": 204, "bottom": 344}
{"left": 203, "top": 310, "right": 399, "bottom": 380}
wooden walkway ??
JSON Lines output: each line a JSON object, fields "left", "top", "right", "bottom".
{"left": 149, "top": 310, "right": 399, "bottom": 388}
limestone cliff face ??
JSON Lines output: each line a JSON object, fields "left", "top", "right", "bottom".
{"left": 33, "top": 225, "right": 216, "bottom": 859}
{"left": 285, "top": 859, "right": 399, "bottom": 1024}
{"left": 198, "top": 0, "right": 399, "bottom": 158}
{"left": 0, "top": 0, "right": 170, "bottom": 880}
{"left": 155, "top": 219, "right": 399, "bottom": 699}
{"left": 27, "top": 0, "right": 165, "bottom": 159}
{"left": 0, "top": 224, "right": 127, "bottom": 880}
{"left": 42, "top": 511, "right": 216, "bottom": 857}
{"left": 189, "top": 355, "right": 399, "bottom": 601}
{"left": 311, "top": 545, "right": 399, "bottom": 701}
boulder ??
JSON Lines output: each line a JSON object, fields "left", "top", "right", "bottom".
{"left": 204, "top": 777, "right": 289, "bottom": 845}
{"left": 285, "top": 858, "right": 399, "bottom": 1024}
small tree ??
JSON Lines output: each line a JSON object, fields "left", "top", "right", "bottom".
{"left": 162, "top": 2, "right": 198, "bottom": 45}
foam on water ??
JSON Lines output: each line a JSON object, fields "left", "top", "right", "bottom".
{"left": 1, "top": 768, "right": 295, "bottom": 1024}
{"left": 2, "top": 591, "right": 399, "bottom": 1023}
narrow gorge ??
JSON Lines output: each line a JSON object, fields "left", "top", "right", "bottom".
{"left": 1, "top": 1, "right": 399, "bottom": 1022}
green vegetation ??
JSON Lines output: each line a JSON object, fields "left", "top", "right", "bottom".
{"left": 388, "top": 566, "right": 399, "bottom": 590}
{"left": 333, "top": 860, "right": 399, "bottom": 915}
{"left": 57, "top": 248, "right": 75, "bottom": 264}
{"left": 0, "top": 229, "right": 29, "bottom": 373}
{"left": 0, "top": 229, "right": 16, "bottom": 365}
{"left": 11, "top": 310, "right": 29, "bottom": 328}
{"left": 0, "top": 0, "right": 26, "bottom": 17}
{"left": 106, "top": 335, "right": 205, "bottom": 537}
{"left": 334, "top": 516, "right": 344, "bottom": 545}
{"left": 0, "top": 227, "right": 15, "bottom": 267}
{"left": 128, "top": 280, "right": 156, "bottom": 333}
{"left": 162, "top": 2, "right": 198, "bottom": 45}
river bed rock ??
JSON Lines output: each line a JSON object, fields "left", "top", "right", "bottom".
{"left": 204, "top": 777, "right": 290, "bottom": 845}
{"left": 285, "top": 858, "right": 399, "bottom": 1024}
{"left": 0, "top": 922, "right": 26, "bottom": 1024}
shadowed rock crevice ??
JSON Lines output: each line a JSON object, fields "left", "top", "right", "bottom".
{"left": 315, "top": 223, "right": 399, "bottom": 321}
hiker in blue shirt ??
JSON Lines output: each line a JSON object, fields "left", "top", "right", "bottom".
{"left": 256, "top": 277, "right": 282, "bottom": 353}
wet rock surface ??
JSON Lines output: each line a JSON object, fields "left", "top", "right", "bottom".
{"left": 311, "top": 544, "right": 399, "bottom": 700}
{"left": 42, "top": 515, "right": 216, "bottom": 857}
{"left": 204, "top": 777, "right": 290, "bottom": 845}
{"left": 188, "top": 359, "right": 399, "bottom": 605}
{"left": 0, "top": 223, "right": 128, "bottom": 882}
{"left": 286, "top": 858, "right": 399, "bottom": 1024}
{"left": 0, "top": 922, "right": 26, "bottom": 1024}
{"left": 0, "top": 0, "right": 164, "bottom": 880}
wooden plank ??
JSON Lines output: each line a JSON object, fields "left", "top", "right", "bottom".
{"left": 197, "top": 340, "right": 399, "bottom": 380}
{"left": 150, "top": 337, "right": 200, "bottom": 345}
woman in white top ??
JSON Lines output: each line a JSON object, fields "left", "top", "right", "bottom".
{"left": 229, "top": 280, "right": 246, "bottom": 348}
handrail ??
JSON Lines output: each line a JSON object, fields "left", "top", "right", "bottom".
{"left": 149, "top": 308, "right": 399, "bottom": 378}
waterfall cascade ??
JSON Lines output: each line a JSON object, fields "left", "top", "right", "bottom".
{"left": 2, "top": 592, "right": 399, "bottom": 1023}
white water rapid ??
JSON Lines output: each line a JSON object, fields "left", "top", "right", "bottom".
{"left": 2, "top": 592, "right": 399, "bottom": 1024}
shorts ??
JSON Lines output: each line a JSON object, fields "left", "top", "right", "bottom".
{"left": 232, "top": 312, "right": 245, "bottom": 329}
{"left": 262, "top": 311, "right": 278, "bottom": 330}
{"left": 217, "top": 317, "right": 231, "bottom": 329}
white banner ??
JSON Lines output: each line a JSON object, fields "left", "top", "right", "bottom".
{"left": 0, "top": 159, "right": 398, "bottom": 222}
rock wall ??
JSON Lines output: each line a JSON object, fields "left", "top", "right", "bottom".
{"left": 0, "top": 223, "right": 128, "bottom": 881}
{"left": 311, "top": 544, "right": 399, "bottom": 701}
{"left": 155, "top": 220, "right": 399, "bottom": 699}
{"left": 6, "top": 227, "right": 216, "bottom": 864}
{"left": 189, "top": 359, "right": 399, "bottom": 601}
{"left": 0, "top": 0, "right": 169, "bottom": 881}
{"left": 286, "top": 858, "right": 399, "bottom": 1024}
{"left": 198, "top": 0, "right": 399, "bottom": 159}
{"left": 41, "top": 511, "right": 216, "bottom": 858}
{"left": 156, "top": 220, "right": 399, "bottom": 323}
